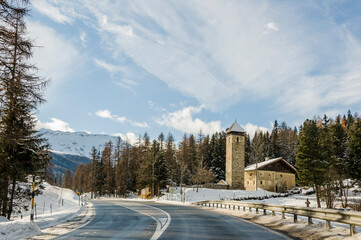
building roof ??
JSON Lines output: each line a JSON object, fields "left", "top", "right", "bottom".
{"left": 244, "top": 157, "right": 297, "bottom": 172}
{"left": 226, "top": 121, "right": 246, "bottom": 134}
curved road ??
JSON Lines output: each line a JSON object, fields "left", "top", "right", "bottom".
{"left": 56, "top": 200, "right": 290, "bottom": 240}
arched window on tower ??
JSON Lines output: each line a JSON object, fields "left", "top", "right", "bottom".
{"left": 237, "top": 137, "right": 239, "bottom": 142}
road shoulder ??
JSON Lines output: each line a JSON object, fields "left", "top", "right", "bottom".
{"left": 25, "top": 202, "right": 95, "bottom": 240}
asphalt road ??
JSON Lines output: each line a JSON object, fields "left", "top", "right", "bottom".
{"left": 55, "top": 200, "right": 290, "bottom": 240}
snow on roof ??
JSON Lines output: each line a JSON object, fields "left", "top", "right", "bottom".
{"left": 226, "top": 121, "right": 246, "bottom": 134}
{"left": 244, "top": 157, "right": 297, "bottom": 172}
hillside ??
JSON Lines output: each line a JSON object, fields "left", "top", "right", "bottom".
{"left": 39, "top": 128, "right": 121, "bottom": 157}
{"left": 49, "top": 151, "right": 91, "bottom": 176}
{"left": 38, "top": 129, "right": 122, "bottom": 176}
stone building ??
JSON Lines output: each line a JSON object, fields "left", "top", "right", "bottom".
{"left": 225, "top": 121, "right": 296, "bottom": 192}
{"left": 225, "top": 121, "right": 246, "bottom": 189}
{"left": 244, "top": 157, "right": 296, "bottom": 192}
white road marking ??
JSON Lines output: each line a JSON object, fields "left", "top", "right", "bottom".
{"left": 115, "top": 202, "right": 171, "bottom": 240}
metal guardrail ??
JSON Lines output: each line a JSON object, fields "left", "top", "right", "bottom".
{"left": 193, "top": 200, "right": 361, "bottom": 236}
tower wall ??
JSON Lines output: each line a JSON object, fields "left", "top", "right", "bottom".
{"left": 226, "top": 132, "right": 245, "bottom": 189}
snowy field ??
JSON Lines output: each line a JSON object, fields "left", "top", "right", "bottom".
{"left": 0, "top": 182, "right": 83, "bottom": 240}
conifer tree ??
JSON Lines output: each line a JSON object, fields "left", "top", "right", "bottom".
{"left": 330, "top": 115, "right": 349, "bottom": 206}
{"left": 347, "top": 120, "right": 361, "bottom": 182}
{"left": 296, "top": 119, "right": 326, "bottom": 207}
{"left": 270, "top": 120, "right": 280, "bottom": 158}
{"left": 102, "top": 141, "right": 115, "bottom": 197}
{"left": 62, "top": 170, "right": 72, "bottom": 189}
{"left": 115, "top": 139, "right": 129, "bottom": 197}
{"left": 164, "top": 133, "right": 178, "bottom": 184}
{"left": 90, "top": 146, "right": 99, "bottom": 199}
{"left": 0, "top": 0, "right": 49, "bottom": 218}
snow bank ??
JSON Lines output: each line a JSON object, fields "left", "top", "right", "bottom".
{"left": 159, "top": 187, "right": 281, "bottom": 203}
{"left": 0, "top": 182, "right": 83, "bottom": 239}
{"left": 0, "top": 221, "right": 41, "bottom": 240}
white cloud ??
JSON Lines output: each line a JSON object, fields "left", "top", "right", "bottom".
{"left": 157, "top": 106, "right": 221, "bottom": 135}
{"left": 27, "top": 21, "right": 80, "bottom": 96}
{"left": 32, "top": 0, "right": 73, "bottom": 24}
{"left": 45, "top": 1, "right": 361, "bottom": 118}
{"left": 93, "top": 58, "right": 123, "bottom": 75}
{"left": 114, "top": 132, "right": 139, "bottom": 145}
{"left": 148, "top": 100, "right": 155, "bottom": 108}
{"left": 36, "top": 117, "right": 75, "bottom": 132}
{"left": 93, "top": 58, "right": 138, "bottom": 93}
{"left": 95, "top": 109, "right": 113, "bottom": 119}
{"left": 95, "top": 109, "right": 149, "bottom": 128}
{"left": 79, "top": 31, "right": 88, "bottom": 47}
{"left": 100, "top": 15, "right": 134, "bottom": 36}
{"left": 242, "top": 123, "right": 269, "bottom": 139}
{"left": 264, "top": 22, "right": 279, "bottom": 34}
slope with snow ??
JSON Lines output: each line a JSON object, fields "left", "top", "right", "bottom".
{"left": 0, "top": 182, "right": 84, "bottom": 239}
{"left": 39, "top": 129, "right": 121, "bottom": 157}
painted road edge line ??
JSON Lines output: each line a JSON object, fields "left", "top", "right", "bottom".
{"left": 115, "top": 202, "right": 171, "bottom": 240}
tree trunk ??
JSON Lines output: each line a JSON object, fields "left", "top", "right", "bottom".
{"left": 315, "top": 185, "right": 321, "bottom": 208}
{"left": 7, "top": 178, "right": 16, "bottom": 219}
{"left": 0, "top": 178, "right": 9, "bottom": 216}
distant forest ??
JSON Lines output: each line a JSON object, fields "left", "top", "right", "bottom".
{"left": 51, "top": 110, "right": 361, "bottom": 209}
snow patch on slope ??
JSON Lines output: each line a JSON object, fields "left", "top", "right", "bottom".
{"left": 39, "top": 128, "right": 121, "bottom": 157}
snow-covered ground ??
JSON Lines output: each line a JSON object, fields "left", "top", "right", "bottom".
{"left": 159, "top": 186, "right": 295, "bottom": 204}
{"left": 0, "top": 182, "right": 84, "bottom": 240}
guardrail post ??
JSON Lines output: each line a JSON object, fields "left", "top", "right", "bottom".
{"left": 216, "top": 203, "right": 218, "bottom": 208}
{"left": 350, "top": 224, "right": 355, "bottom": 236}
{"left": 249, "top": 207, "right": 252, "bottom": 212}
{"left": 243, "top": 206, "right": 246, "bottom": 211}
{"left": 238, "top": 206, "right": 240, "bottom": 210}
{"left": 282, "top": 209, "right": 285, "bottom": 219}
{"left": 272, "top": 211, "right": 275, "bottom": 216}
{"left": 212, "top": 203, "right": 214, "bottom": 207}
{"left": 256, "top": 208, "right": 259, "bottom": 214}
{"left": 263, "top": 209, "right": 266, "bottom": 215}
{"left": 293, "top": 214, "right": 297, "bottom": 223}
{"left": 326, "top": 220, "right": 331, "bottom": 229}
{"left": 308, "top": 216, "right": 312, "bottom": 225}
{"left": 233, "top": 205, "right": 235, "bottom": 210}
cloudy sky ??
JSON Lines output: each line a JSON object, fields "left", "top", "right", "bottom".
{"left": 30, "top": 0, "right": 361, "bottom": 143}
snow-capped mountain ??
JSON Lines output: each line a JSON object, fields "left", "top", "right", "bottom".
{"left": 39, "top": 129, "right": 122, "bottom": 157}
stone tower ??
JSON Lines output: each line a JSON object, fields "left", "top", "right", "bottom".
{"left": 226, "top": 121, "right": 246, "bottom": 189}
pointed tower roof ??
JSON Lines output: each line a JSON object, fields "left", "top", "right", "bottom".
{"left": 226, "top": 120, "right": 246, "bottom": 134}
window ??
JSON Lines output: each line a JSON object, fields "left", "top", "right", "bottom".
{"left": 260, "top": 181, "right": 263, "bottom": 185}
{"left": 280, "top": 174, "right": 283, "bottom": 178}
{"left": 252, "top": 180, "right": 255, "bottom": 185}
{"left": 247, "top": 180, "right": 250, "bottom": 185}
{"left": 250, "top": 173, "right": 253, "bottom": 176}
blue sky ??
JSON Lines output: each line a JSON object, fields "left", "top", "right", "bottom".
{"left": 29, "top": 0, "right": 361, "bottom": 143}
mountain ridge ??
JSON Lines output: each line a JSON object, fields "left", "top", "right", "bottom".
{"left": 39, "top": 128, "right": 121, "bottom": 157}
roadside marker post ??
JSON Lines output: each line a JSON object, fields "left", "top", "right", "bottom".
{"left": 30, "top": 176, "right": 35, "bottom": 222}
